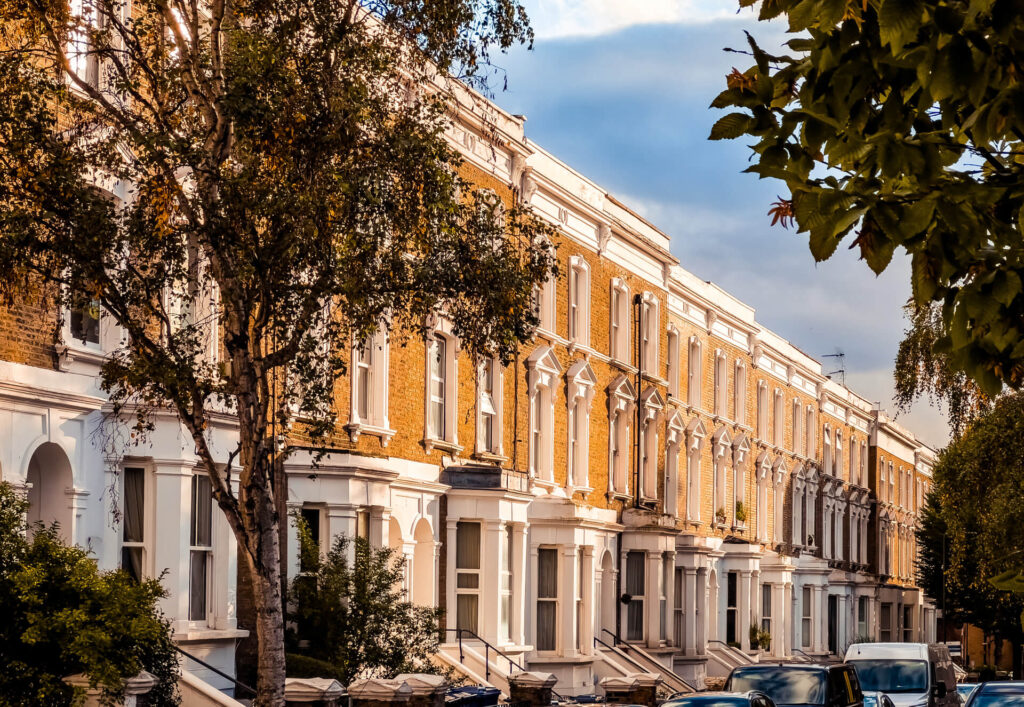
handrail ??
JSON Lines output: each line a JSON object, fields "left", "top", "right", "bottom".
{"left": 595, "top": 632, "right": 697, "bottom": 694}
{"left": 708, "top": 639, "right": 752, "bottom": 665}
{"left": 174, "top": 645, "right": 256, "bottom": 698}
{"left": 790, "top": 648, "right": 814, "bottom": 662}
{"left": 594, "top": 635, "right": 653, "bottom": 676}
{"left": 444, "top": 628, "right": 563, "bottom": 700}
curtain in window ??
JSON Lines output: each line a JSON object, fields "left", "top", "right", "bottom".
{"left": 537, "top": 548, "right": 557, "bottom": 650}
{"left": 121, "top": 468, "right": 144, "bottom": 581}
{"left": 626, "top": 552, "right": 645, "bottom": 641}
{"left": 455, "top": 522, "right": 480, "bottom": 569}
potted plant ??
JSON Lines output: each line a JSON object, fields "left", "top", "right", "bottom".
{"left": 735, "top": 501, "right": 748, "bottom": 525}
{"left": 715, "top": 507, "right": 727, "bottom": 525}
{"left": 758, "top": 629, "right": 772, "bottom": 652}
{"left": 749, "top": 624, "right": 761, "bottom": 650}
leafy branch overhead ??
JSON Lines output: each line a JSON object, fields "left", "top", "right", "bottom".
{"left": 710, "top": 0, "right": 1024, "bottom": 395}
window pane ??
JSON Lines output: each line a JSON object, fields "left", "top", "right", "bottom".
{"left": 762, "top": 584, "right": 772, "bottom": 618}
{"left": 123, "top": 468, "right": 145, "bottom": 543}
{"left": 356, "top": 366, "right": 370, "bottom": 419}
{"left": 625, "top": 552, "right": 645, "bottom": 595}
{"left": 537, "top": 601, "right": 556, "bottom": 650}
{"left": 627, "top": 599, "right": 644, "bottom": 641}
{"left": 456, "top": 594, "right": 479, "bottom": 634}
{"left": 538, "top": 548, "right": 557, "bottom": 598}
{"left": 190, "top": 474, "right": 212, "bottom": 546}
{"left": 456, "top": 572, "right": 479, "bottom": 589}
{"left": 456, "top": 522, "right": 481, "bottom": 570}
{"left": 189, "top": 550, "right": 208, "bottom": 621}
{"left": 121, "top": 546, "right": 143, "bottom": 583}
{"left": 70, "top": 299, "right": 100, "bottom": 344}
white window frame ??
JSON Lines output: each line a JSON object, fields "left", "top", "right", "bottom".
{"left": 711, "top": 427, "right": 732, "bottom": 527}
{"left": 756, "top": 382, "right": 769, "bottom": 440}
{"left": 792, "top": 466, "right": 806, "bottom": 547}
{"left": 665, "top": 411, "right": 685, "bottom": 519}
{"left": 189, "top": 472, "right": 213, "bottom": 627}
{"left": 792, "top": 399, "right": 802, "bottom": 453}
{"left": 608, "top": 375, "right": 636, "bottom": 498}
{"left": 534, "top": 269, "right": 556, "bottom": 335}
{"left": 641, "top": 292, "right": 659, "bottom": 373}
{"left": 755, "top": 453, "right": 771, "bottom": 541}
{"left": 567, "top": 360, "right": 597, "bottom": 491}
{"left": 734, "top": 361, "right": 747, "bottom": 425}
{"left": 804, "top": 406, "right": 815, "bottom": 458}
{"left": 666, "top": 325, "right": 680, "bottom": 398}
{"left": 685, "top": 418, "right": 707, "bottom": 523}
{"left": 823, "top": 424, "right": 833, "bottom": 473}
{"left": 120, "top": 464, "right": 152, "bottom": 583}
{"left": 640, "top": 387, "right": 665, "bottom": 501}
{"left": 772, "top": 388, "right": 784, "bottom": 448}
{"left": 772, "top": 458, "right": 786, "bottom": 545}
{"left": 610, "top": 278, "right": 631, "bottom": 364}
{"left": 536, "top": 546, "right": 559, "bottom": 652}
{"left": 687, "top": 336, "right": 702, "bottom": 409}
{"left": 527, "top": 346, "right": 561, "bottom": 485}
{"left": 713, "top": 350, "right": 728, "bottom": 418}
{"left": 568, "top": 256, "right": 591, "bottom": 348}
{"left": 424, "top": 318, "right": 460, "bottom": 452}
{"left": 834, "top": 430, "right": 843, "bottom": 477}
{"left": 455, "top": 520, "right": 482, "bottom": 634}
{"left": 348, "top": 329, "right": 393, "bottom": 445}
{"left": 475, "top": 356, "right": 504, "bottom": 457}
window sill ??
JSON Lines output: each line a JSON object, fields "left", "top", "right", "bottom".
{"left": 610, "top": 358, "right": 637, "bottom": 375}
{"left": 641, "top": 372, "right": 667, "bottom": 386}
{"left": 56, "top": 342, "right": 105, "bottom": 370}
{"left": 570, "top": 485, "right": 594, "bottom": 497}
{"left": 345, "top": 422, "right": 396, "bottom": 447}
{"left": 472, "top": 450, "right": 507, "bottom": 464}
{"left": 608, "top": 491, "right": 632, "bottom": 504}
{"left": 423, "top": 437, "right": 462, "bottom": 455}
{"left": 174, "top": 628, "right": 249, "bottom": 643}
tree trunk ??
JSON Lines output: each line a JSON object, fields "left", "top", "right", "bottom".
{"left": 243, "top": 497, "right": 286, "bottom": 706}
{"left": 1013, "top": 640, "right": 1022, "bottom": 680}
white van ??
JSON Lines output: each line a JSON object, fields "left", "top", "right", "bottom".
{"left": 844, "top": 643, "right": 959, "bottom": 707}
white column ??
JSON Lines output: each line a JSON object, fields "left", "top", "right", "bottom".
{"left": 152, "top": 460, "right": 193, "bottom": 634}
{"left": 837, "top": 594, "right": 848, "bottom": 654}
{"left": 514, "top": 523, "right": 528, "bottom": 646}
{"left": 814, "top": 585, "right": 826, "bottom": 653}
{"left": 739, "top": 570, "right": 752, "bottom": 650}
{"left": 665, "top": 552, "right": 676, "bottom": 647}
{"left": 684, "top": 568, "right": 698, "bottom": 654}
{"left": 528, "top": 541, "right": 540, "bottom": 648}
{"left": 792, "top": 582, "right": 801, "bottom": 652}
{"left": 696, "top": 568, "right": 708, "bottom": 651}
{"left": 646, "top": 551, "right": 661, "bottom": 647}
{"left": 285, "top": 501, "right": 303, "bottom": 582}
{"left": 445, "top": 519, "right": 458, "bottom": 634}
{"left": 562, "top": 545, "right": 579, "bottom": 656}
{"left": 482, "top": 520, "right": 504, "bottom": 645}
{"left": 581, "top": 547, "right": 595, "bottom": 655}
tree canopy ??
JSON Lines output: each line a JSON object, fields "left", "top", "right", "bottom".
{"left": 0, "top": 482, "right": 179, "bottom": 706}
{"left": 916, "top": 393, "right": 1024, "bottom": 652}
{"left": 711, "top": 0, "right": 1024, "bottom": 396}
{"left": 0, "top": 0, "right": 554, "bottom": 702}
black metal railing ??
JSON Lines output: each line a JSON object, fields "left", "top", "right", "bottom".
{"left": 790, "top": 648, "right": 815, "bottom": 662}
{"left": 708, "top": 639, "right": 752, "bottom": 665}
{"left": 444, "top": 628, "right": 562, "bottom": 700}
{"left": 595, "top": 630, "right": 697, "bottom": 694}
{"left": 174, "top": 644, "right": 257, "bottom": 698}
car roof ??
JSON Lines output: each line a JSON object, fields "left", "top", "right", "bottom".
{"left": 732, "top": 662, "right": 851, "bottom": 672}
{"left": 845, "top": 643, "right": 931, "bottom": 661}
{"left": 662, "top": 694, "right": 765, "bottom": 704}
{"left": 977, "top": 682, "right": 1024, "bottom": 693}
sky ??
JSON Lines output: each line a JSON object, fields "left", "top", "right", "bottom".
{"left": 490, "top": 0, "right": 951, "bottom": 449}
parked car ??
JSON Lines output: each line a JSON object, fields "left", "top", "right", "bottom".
{"left": 863, "top": 692, "right": 896, "bottom": 707}
{"left": 661, "top": 692, "right": 776, "bottom": 707}
{"left": 955, "top": 684, "right": 977, "bottom": 704}
{"left": 724, "top": 663, "right": 864, "bottom": 707}
{"left": 844, "top": 643, "right": 958, "bottom": 707}
{"left": 964, "top": 681, "right": 1024, "bottom": 706}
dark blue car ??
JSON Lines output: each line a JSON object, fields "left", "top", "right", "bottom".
{"left": 964, "top": 681, "right": 1024, "bottom": 706}
{"left": 725, "top": 664, "right": 864, "bottom": 707}
{"left": 661, "top": 692, "right": 776, "bottom": 707}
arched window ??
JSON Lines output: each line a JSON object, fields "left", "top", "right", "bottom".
{"left": 734, "top": 362, "right": 747, "bottom": 425}
{"left": 666, "top": 325, "right": 680, "bottom": 398}
{"left": 756, "top": 382, "right": 769, "bottom": 439}
{"left": 773, "top": 389, "right": 784, "bottom": 447}
{"left": 609, "top": 278, "right": 630, "bottom": 363}
{"left": 641, "top": 293, "right": 659, "bottom": 373}
{"left": 568, "top": 256, "right": 591, "bottom": 347}
{"left": 687, "top": 337, "right": 702, "bottom": 409}
{"left": 713, "top": 350, "right": 728, "bottom": 417}
{"left": 424, "top": 320, "right": 460, "bottom": 451}
{"left": 712, "top": 427, "right": 732, "bottom": 526}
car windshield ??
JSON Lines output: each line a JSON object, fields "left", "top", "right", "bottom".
{"left": 851, "top": 660, "right": 928, "bottom": 693}
{"left": 659, "top": 696, "right": 749, "bottom": 700}
{"left": 728, "top": 668, "right": 826, "bottom": 704}
{"left": 972, "top": 696, "right": 1024, "bottom": 706}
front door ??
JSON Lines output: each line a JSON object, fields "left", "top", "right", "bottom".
{"left": 827, "top": 594, "right": 839, "bottom": 655}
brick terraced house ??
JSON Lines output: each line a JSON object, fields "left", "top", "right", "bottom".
{"left": 0, "top": 62, "right": 937, "bottom": 699}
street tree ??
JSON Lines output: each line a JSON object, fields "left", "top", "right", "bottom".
{"left": 710, "top": 0, "right": 1024, "bottom": 396}
{"left": 0, "top": 1, "right": 556, "bottom": 703}
{"left": 0, "top": 482, "right": 179, "bottom": 706}
{"left": 916, "top": 393, "right": 1024, "bottom": 672}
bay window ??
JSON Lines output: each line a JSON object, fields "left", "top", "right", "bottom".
{"left": 455, "top": 521, "right": 481, "bottom": 634}
{"left": 537, "top": 548, "right": 558, "bottom": 651}
{"left": 625, "top": 551, "right": 645, "bottom": 641}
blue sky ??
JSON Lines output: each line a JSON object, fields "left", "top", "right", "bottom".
{"left": 492, "top": 1, "right": 950, "bottom": 448}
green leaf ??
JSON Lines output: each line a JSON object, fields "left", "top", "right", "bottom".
{"left": 709, "top": 112, "right": 755, "bottom": 140}
{"left": 879, "top": 0, "right": 925, "bottom": 52}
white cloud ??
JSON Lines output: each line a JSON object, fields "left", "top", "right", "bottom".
{"left": 524, "top": 0, "right": 745, "bottom": 39}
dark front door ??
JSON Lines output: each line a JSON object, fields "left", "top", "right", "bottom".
{"left": 828, "top": 594, "right": 839, "bottom": 655}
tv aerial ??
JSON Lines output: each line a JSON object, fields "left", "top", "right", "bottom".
{"left": 822, "top": 350, "right": 846, "bottom": 387}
